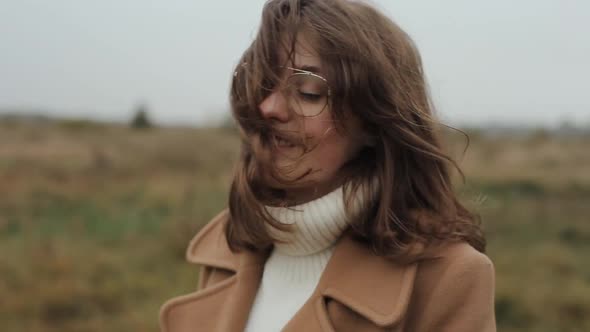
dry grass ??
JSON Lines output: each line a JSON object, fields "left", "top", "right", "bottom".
{"left": 0, "top": 121, "right": 588, "bottom": 331}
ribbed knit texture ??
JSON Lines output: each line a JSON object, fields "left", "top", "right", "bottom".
{"left": 243, "top": 182, "right": 374, "bottom": 332}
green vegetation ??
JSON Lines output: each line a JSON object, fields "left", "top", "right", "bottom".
{"left": 0, "top": 122, "right": 588, "bottom": 331}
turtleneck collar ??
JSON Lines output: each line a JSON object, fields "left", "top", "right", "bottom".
{"left": 264, "top": 179, "right": 377, "bottom": 256}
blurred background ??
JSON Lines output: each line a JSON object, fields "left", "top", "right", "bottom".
{"left": 0, "top": 0, "right": 588, "bottom": 331}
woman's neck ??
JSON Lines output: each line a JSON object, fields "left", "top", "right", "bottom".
{"left": 263, "top": 175, "right": 378, "bottom": 256}
{"left": 275, "top": 175, "right": 348, "bottom": 207}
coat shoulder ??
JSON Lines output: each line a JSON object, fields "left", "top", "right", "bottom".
{"left": 406, "top": 242, "right": 497, "bottom": 331}
{"left": 416, "top": 240, "right": 494, "bottom": 283}
{"left": 412, "top": 240, "right": 495, "bottom": 307}
{"left": 430, "top": 241, "right": 494, "bottom": 271}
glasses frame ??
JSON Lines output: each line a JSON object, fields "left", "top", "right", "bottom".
{"left": 234, "top": 63, "right": 332, "bottom": 118}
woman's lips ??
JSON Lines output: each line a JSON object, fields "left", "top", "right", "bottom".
{"left": 272, "top": 134, "right": 297, "bottom": 149}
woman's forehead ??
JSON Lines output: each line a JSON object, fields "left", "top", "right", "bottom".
{"left": 277, "top": 35, "right": 324, "bottom": 74}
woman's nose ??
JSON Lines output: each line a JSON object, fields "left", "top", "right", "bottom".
{"left": 259, "top": 90, "right": 289, "bottom": 122}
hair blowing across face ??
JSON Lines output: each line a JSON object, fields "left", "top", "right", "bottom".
{"left": 226, "top": 0, "right": 486, "bottom": 259}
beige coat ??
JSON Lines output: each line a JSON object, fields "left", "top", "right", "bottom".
{"left": 159, "top": 210, "right": 496, "bottom": 331}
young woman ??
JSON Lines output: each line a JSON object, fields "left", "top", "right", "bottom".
{"left": 160, "top": 0, "right": 496, "bottom": 331}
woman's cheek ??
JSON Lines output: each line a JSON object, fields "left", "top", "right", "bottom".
{"left": 314, "top": 138, "right": 347, "bottom": 173}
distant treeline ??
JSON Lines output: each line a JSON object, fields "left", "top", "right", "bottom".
{"left": 1, "top": 110, "right": 590, "bottom": 138}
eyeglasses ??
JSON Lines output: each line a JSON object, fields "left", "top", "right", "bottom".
{"left": 233, "top": 63, "right": 331, "bottom": 117}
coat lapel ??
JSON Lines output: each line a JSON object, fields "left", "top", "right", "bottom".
{"left": 282, "top": 229, "right": 418, "bottom": 331}
{"left": 159, "top": 210, "right": 271, "bottom": 332}
{"left": 159, "top": 210, "right": 418, "bottom": 332}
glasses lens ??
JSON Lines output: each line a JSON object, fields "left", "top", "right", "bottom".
{"left": 284, "top": 73, "right": 329, "bottom": 117}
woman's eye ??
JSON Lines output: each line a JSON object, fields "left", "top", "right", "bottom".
{"left": 298, "top": 91, "right": 322, "bottom": 102}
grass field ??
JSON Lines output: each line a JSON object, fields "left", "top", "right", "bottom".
{"left": 0, "top": 120, "right": 588, "bottom": 331}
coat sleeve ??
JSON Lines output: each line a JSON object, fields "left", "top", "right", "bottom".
{"left": 411, "top": 250, "right": 497, "bottom": 332}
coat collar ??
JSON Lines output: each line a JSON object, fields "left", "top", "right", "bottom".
{"left": 181, "top": 209, "right": 419, "bottom": 328}
{"left": 315, "top": 228, "right": 418, "bottom": 326}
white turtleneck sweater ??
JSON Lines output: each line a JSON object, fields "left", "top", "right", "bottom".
{"left": 243, "top": 183, "right": 371, "bottom": 332}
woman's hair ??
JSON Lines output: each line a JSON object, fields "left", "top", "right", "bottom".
{"left": 226, "top": 0, "right": 486, "bottom": 259}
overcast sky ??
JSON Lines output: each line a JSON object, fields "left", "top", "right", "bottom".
{"left": 1, "top": 0, "right": 588, "bottom": 127}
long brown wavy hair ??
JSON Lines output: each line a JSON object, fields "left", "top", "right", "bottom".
{"left": 226, "top": 0, "right": 485, "bottom": 259}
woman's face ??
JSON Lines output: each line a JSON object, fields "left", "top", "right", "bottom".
{"left": 258, "top": 35, "right": 366, "bottom": 203}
